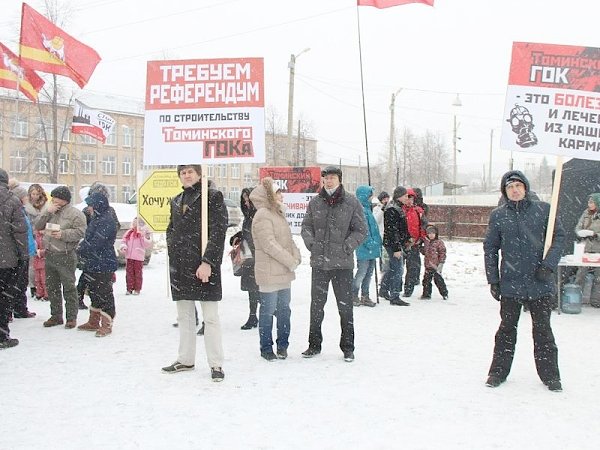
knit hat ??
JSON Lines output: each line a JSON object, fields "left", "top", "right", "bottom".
{"left": 377, "top": 191, "right": 390, "bottom": 202}
{"left": 177, "top": 164, "right": 202, "bottom": 175}
{"left": 393, "top": 186, "right": 407, "bottom": 200}
{"left": 0, "top": 168, "right": 8, "bottom": 185}
{"left": 504, "top": 173, "right": 527, "bottom": 188}
{"left": 12, "top": 186, "right": 28, "bottom": 200}
{"left": 50, "top": 186, "right": 72, "bottom": 203}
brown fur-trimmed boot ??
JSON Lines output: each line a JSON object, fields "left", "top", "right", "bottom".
{"left": 95, "top": 311, "right": 113, "bottom": 338}
{"left": 78, "top": 307, "right": 101, "bottom": 331}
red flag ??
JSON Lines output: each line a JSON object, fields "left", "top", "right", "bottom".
{"left": 19, "top": 3, "right": 101, "bottom": 88}
{"left": 0, "top": 42, "right": 45, "bottom": 102}
{"left": 358, "top": 0, "right": 434, "bottom": 8}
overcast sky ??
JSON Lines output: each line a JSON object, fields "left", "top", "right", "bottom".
{"left": 2, "top": 0, "right": 598, "bottom": 182}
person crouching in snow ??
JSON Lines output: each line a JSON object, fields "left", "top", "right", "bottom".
{"left": 76, "top": 192, "right": 118, "bottom": 337}
{"left": 120, "top": 217, "right": 152, "bottom": 295}
{"left": 419, "top": 225, "right": 448, "bottom": 300}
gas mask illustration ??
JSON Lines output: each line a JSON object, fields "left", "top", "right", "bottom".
{"left": 507, "top": 104, "right": 538, "bottom": 148}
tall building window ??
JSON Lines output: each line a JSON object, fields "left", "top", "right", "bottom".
{"left": 229, "top": 186, "right": 240, "bottom": 201}
{"left": 58, "top": 153, "right": 73, "bottom": 174}
{"left": 106, "top": 185, "right": 117, "bottom": 202}
{"left": 230, "top": 164, "right": 240, "bottom": 179}
{"left": 10, "top": 149, "right": 27, "bottom": 173}
{"left": 122, "top": 185, "right": 133, "bottom": 202}
{"left": 80, "top": 133, "right": 96, "bottom": 145}
{"left": 34, "top": 152, "right": 49, "bottom": 174}
{"left": 105, "top": 128, "right": 116, "bottom": 146}
{"left": 82, "top": 154, "right": 96, "bottom": 174}
{"left": 122, "top": 155, "right": 132, "bottom": 176}
{"left": 12, "top": 115, "right": 28, "bottom": 138}
{"left": 123, "top": 126, "right": 134, "bottom": 147}
{"left": 206, "top": 165, "right": 214, "bottom": 177}
{"left": 60, "top": 127, "right": 71, "bottom": 142}
{"left": 218, "top": 164, "right": 227, "bottom": 179}
{"left": 102, "top": 156, "right": 117, "bottom": 175}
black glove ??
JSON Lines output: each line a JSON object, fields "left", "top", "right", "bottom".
{"left": 490, "top": 283, "right": 501, "bottom": 301}
{"left": 534, "top": 265, "right": 554, "bottom": 282}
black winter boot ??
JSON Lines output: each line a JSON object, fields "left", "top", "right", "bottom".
{"left": 240, "top": 315, "right": 258, "bottom": 330}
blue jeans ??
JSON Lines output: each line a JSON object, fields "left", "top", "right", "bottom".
{"left": 259, "top": 289, "right": 291, "bottom": 353}
{"left": 386, "top": 247, "right": 404, "bottom": 300}
{"left": 352, "top": 259, "right": 376, "bottom": 297}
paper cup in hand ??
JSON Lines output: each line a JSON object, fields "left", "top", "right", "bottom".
{"left": 577, "top": 229, "right": 594, "bottom": 238}
{"left": 45, "top": 223, "right": 61, "bottom": 231}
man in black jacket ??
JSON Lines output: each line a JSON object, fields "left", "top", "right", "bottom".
{"left": 301, "top": 166, "right": 367, "bottom": 362}
{"left": 162, "top": 165, "right": 228, "bottom": 382}
{"left": 484, "top": 170, "right": 565, "bottom": 392}
{"left": 383, "top": 186, "right": 411, "bottom": 306}
{"left": 0, "top": 168, "right": 28, "bottom": 349}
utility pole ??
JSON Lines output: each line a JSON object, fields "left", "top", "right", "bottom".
{"left": 452, "top": 94, "right": 462, "bottom": 195}
{"left": 387, "top": 89, "right": 402, "bottom": 190}
{"left": 286, "top": 48, "right": 310, "bottom": 159}
{"left": 488, "top": 129, "right": 493, "bottom": 192}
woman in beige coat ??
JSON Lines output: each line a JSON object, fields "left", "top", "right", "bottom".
{"left": 250, "top": 178, "right": 301, "bottom": 361}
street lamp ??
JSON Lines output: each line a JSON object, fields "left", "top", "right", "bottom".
{"left": 452, "top": 93, "right": 462, "bottom": 194}
{"left": 286, "top": 48, "right": 310, "bottom": 161}
{"left": 387, "top": 88, "right": 402, "bottom": 190}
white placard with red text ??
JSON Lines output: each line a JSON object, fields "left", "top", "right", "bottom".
{"left": 501, "top": 42, "right": 600, "bottom": 160}
{"left": 143, "top": 57, "right": 265, "bottom": 165}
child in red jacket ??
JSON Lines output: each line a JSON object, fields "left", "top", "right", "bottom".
{"left": 420, "top": 225, "right": 448, "bottom": 300}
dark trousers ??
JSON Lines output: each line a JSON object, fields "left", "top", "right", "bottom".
{"left": 85, "top": 272, "right": 116, "bottom": 318}
{"left": 308, "top": 268, "right": 354, "bottom": 353}
{"left": 0, "top": 267, "right": 18, "bottom": 341}
{"left": 11, "top": 258, "right": 30, "bottom": 315}
{"left": 403, "top": 246, "right": 421, "bottom": 293}
{"left": 422, "top": 268, "right": 448, "bottom": 297}
{"left": 488, "top": 296, "right": 560, "bottom": 383}
{"left": 248, "top": 289, "right": 259, "bottom": 316}
{"left": 125, "top": 259, "right": 144, "bottom": 292}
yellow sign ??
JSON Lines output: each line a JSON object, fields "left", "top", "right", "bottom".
{"left": 137, "top": 169, "right": 182, "bottom": 232}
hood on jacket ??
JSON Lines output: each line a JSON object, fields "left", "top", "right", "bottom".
{"left": 250, "top": 177, "right": 281, "bottom": 212}
{"left": 426, "top": 224, "right": 439, "bottom": 239}
{"left": 500, "top": 170, "right": 530, "bottom": 201}
{"left": 589, "top": 193, "right": 600, "bottom": 210}
{"left": 85, "top": 192, "right": 109, "bottom": 214}
{"left": 355, "top": 185, "right": 374, "bottom": 208}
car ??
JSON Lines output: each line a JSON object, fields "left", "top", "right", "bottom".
{"left": 224, "top": 198, "right": 242, "bottom": 227}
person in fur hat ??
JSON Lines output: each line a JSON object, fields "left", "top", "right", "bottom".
{"left": 250, "top": 177, "right": 301, "bottom": 361}
{"left": 419, "top": 225, "right": 448, "bottom": 300}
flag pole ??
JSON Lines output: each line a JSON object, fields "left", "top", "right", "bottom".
{"left": 355, "top": 6, "right": 372, "bottom": 186}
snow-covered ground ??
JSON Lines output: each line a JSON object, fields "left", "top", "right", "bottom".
{"left": 3, "top": 237, "right": 600, "bottom": 450}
